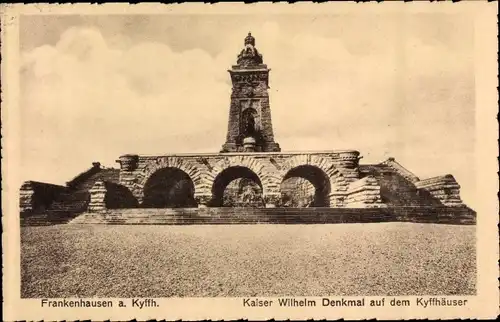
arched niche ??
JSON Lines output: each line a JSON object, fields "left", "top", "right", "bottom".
{"left": 280, "top": 165, "right": 331, "bottom": 207}
{"left": 142, "top": 167, "right": 197, "bottom": 208}
{"left": 240, "top": 107, "right": 259, "bottom": 139}
{"left": 211, "top": 166, "right": 264, "bottom": 207}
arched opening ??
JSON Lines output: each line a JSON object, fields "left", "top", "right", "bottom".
{"left": 280, "top": 165, "right": 331, "bottom": 207}
{"left": 212, "top": 166, "right": 264, "bottom": 207}
{"left": 241, "top": 108, "right": 259, "bottom": 138}
{"left": 104, "top": 182, "right": 139, "bottom": 209}
{"left": 142, "top": 167, "right": 196, "bottom": 208}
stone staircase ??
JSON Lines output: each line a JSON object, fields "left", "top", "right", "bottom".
{"left": 20, "top": 212, "right": 75, "bottom": 227}
{"left": 69, "top": 206, "right": 475, "bottom": 226}
{"left": 390, "top": 206, "right": 476, "bottom": 225}
{"left": 70, "top": 207, "right": 393, "bottom": 225}
{"left": 21, "top": 168, "right": 120, "bottom": 227}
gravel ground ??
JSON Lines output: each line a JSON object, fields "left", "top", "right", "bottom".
{"left": 21, "top": 223, "right": 476, "bottom": 298}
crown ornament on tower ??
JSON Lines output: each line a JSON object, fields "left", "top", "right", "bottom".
{"left": 244, "top": 32, "right": 256, "bottom": 46}
{"left": 237, "top": 32, "right": 263, "bottom": 67}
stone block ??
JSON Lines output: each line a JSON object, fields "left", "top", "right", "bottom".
{"left": 415, "top": 174, "right": 463, "bottom": 207}
{"left": 345, "top": 176, "right": 384, "bottom": 208}
{"left": 88, "top": 180, "right": 107, "bottom": 213}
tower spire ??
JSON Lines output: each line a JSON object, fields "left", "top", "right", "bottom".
{"left": 221, "top": 33, "right": 280, "bottom": 153}
{"left": 236, "top": 31, "right": 263, "bottom": 67}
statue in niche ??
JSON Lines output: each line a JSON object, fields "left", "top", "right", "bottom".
{"left": 241, "top": 107, "right": 259, "bottom": 139}
{"left": 244, "top": 114, "right": 256, "bottom": 137}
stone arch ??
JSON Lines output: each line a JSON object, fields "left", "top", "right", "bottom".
{"left": 277, "top": 155, "right": 349, "bottom": 207}
{"left": 142, "top": 167, "right": 196, "bottom": 208}
{"left": 281, "top": 165, "right": 331, "bottom": 207}
{"left": 139, "top": 157, "right": 205, "bottom": 198}
{"left": 279, "top": 155, "right": 348, "bottom": 193}
{"left": 103, "top": 182, "right": 139, "bottom": 209}
{"left": 207, "top": 156, "right": 272, "bottom": 196}
{"left": 211, "top": 166, "right": 264, "bottom": 207}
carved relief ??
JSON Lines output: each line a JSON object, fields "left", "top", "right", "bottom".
{"left": 237, "top": 46, "right": 263, "bottom": 67}
{"left": 270, "top": 158, "right": 282, "bottom": 171}
{"left": 253, "top": 82, "right": 268, "bottom": 96}
{"left": 233, "top": 73, "right": 265, "bottom": 84}
{"left": 196, "top": 157, "right": 213, "bottom": 171}
{"left": 232, "top": 76, "right": 268, "bottom": 97}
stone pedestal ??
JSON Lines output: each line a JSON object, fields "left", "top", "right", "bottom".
{"left": 243, "top": 137, "right": 257, "bottom": 152}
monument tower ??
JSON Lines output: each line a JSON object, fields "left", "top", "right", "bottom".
{"left": 221, "top": 32, "right": 281, "bottom": 153}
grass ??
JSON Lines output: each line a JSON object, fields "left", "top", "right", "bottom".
{"left": 21, "top": 223, "right": 476, "bottom": 298}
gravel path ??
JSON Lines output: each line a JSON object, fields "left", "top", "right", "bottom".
{"left": 21, "top": 223, "right": 476, "bottom": 298}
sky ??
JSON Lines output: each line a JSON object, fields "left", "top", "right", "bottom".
{"left": 19, "top": 13, "right": 476, "bottom": 206}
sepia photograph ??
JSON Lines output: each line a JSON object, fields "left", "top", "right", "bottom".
{"left": 2, "top": 2, "right": 498, "bottom": 321}
{"left": 18, "top": 11, "right": 478, "bottom": 298}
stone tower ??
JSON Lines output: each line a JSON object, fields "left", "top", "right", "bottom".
{"left": 221, "top": 33, "right": 281, "bottom": 153}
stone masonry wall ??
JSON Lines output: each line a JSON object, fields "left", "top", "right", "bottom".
{"left": 118, "top": 151, "right": 361, "bottom": 208}
{"left": 345, "top": 176, "right": 385, "bottom": 208}
{"left": 20, "top": 181, "right": 67, "bottom": 213}
{"left": 222, "top": 63, "right": 280, "bottom": 152}
{"left": 112, "top": 153, "right": 469, "bottom": 210}
{"left": 415, "top": 175, "right": 463, "bottom": 207}
{"left": 361, "top": 165, "right": 429, "bottom": 206}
